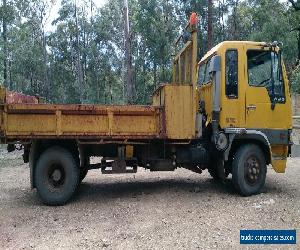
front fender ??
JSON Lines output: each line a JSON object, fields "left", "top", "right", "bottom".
{"left": 224, "top": 128, "right": 288, "bottom": 173}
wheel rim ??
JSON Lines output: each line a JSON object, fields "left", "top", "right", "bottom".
{"left": 47, "top": 164, "right": 66, "bottom": 189}
{"left": 244, "top": 155, "right": 261, "bottom": 186}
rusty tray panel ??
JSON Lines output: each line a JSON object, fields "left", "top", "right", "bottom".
{"left": 2, "top": 103, "right": 166, "bottom": 141}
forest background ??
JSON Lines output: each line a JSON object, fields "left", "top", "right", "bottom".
{"left": 0, "top": 0, "right": 300, "bottom": 104}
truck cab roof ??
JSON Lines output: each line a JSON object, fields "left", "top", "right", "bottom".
{"left": 199, "top": 41, "right": 269, "bottom": 64}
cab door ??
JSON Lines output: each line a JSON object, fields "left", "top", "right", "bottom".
{"left": 244, "top": 46, "right": 291, "bottom": 130}
{"left": 221, "top": 44, "right": 246, "bottom": 129}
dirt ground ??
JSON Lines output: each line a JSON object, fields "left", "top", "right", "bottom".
{"left": 0, "top": 146, "right": 299, "bottom": 250}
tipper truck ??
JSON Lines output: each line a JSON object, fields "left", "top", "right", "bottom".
{"left": 0, "top": 14, "right": 292, "bottom": 205}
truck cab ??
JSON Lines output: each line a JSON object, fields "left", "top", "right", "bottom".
{"left": 197, "top": 41, "right": 292, "bottom": 172}
{"left": 172, "top": 14, "right": 292, "bottom": 196}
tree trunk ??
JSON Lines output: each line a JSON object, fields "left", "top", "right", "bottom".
{"left": 8, "top": 59, "right": 12, "bottom": 88}
{"left": 290, "top": 1, "right": 300, "bottom": 64}
{"left": 298, "top": 29, "right": 300, "bottom": 64}
{"left": 222, "top": 0, "right": 225, "bottom": 40}
{"left": 42, "top": 30, "right": 50, "bottom": 99}
{"left": 207, "top": 0, "right": 213, "bottom": 49}
{"left": 74, "top": 0, "right": 84, "bottom": 103}
{"left": 288, "top": 0, "right": 300, "bottom": 11}
{"left": 153, "top": 61, "right": 157, "bottom": 91}
{"left": 82, "top": 6, "right": 88, "bottom": 100}
{"left": 123, "top": 0, "right": 135, "bottom": 104}
{"left": 2, "top": 0, "right": 8, "bottom": 88}
{"left": 233, "top": 0, "right": 239, "bottom": 40}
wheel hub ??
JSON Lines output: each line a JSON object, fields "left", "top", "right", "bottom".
{"left": 52, "top": 169, "right": 62, "bottom": 182}
{"left": 245, "top": 156, "right": 260, "bottom": 185}
{"left": 48, "top": 164, "right": 65, "bottom": 188}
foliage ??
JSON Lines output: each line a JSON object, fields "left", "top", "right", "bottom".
{"left": 0, "top": 0, "right": 300, "bottom": 103}
{"left": 291, "top": 65, "right": 300, "bottom": 93}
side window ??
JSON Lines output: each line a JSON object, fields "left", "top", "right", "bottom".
{"left": 247, "top": 50, "right": 285, "bottom": 103}
{"left": 198, "top": 64, "right": 206, "bottom": 85}
{"left": 225, "top": 50, "right": 238, "bottom": 98}
{"left": 204, "top": 59, "right": 211, "bottom": 83}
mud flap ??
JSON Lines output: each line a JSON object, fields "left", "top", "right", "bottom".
{"left": 272, "top": 158, "right": 287, "bottom": 173}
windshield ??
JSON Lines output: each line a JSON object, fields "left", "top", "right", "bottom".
{"left": 198, "top": 58, "right": 212, "bottom": 85}
{"left": 271, "top": 52, "right": 285, "bottom": 97}
{"left": 247, "top": 50, "right": 285, "bottom": 103}
{"left": 248, "top": 51, "right": 272, "bottom": 88}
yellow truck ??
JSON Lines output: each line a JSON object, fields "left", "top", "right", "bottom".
{"left": 0, "top": 14, "right": 292, "bottom": 205}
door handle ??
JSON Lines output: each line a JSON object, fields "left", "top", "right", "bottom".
{"left": 246, "top": 105, "right": 256, "bottom": 111}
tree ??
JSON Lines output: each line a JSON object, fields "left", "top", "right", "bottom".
{"left": 1, "top": 0, "right": 15, "bottom": 88}
{"left": 1, "top": 0, "right": 299, "bottom": 101}
{"left": 2, "top": 0, "right": 8, "bottom": 87}
{"left": 207, "top": 0, "right": 213, "bottom": 49}
{"left": 288, "top": 0, "right": 300, "bottom": 63}
{"left": 123, "top": 0, "right": 135, "bottom": 104}
{"left": 288, "top": 0, "right": 300, "bottom": 10}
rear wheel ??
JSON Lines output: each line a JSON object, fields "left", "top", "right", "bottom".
{"left": 232, "top": 144, "right": 267, "bottom": 196}
{"left": 34, "top": 146, "right": 79, "bottom": 206}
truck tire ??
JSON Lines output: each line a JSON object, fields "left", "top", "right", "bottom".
{"left": 34, "top": 146, "right": 79, "bottom": 206}
{"left": 232, "top": 144, "right": 267, "bottom": 196}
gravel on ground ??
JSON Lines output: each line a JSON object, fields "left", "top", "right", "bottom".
{"left": 0, "top": 146, "right": 299, "bottom": 250}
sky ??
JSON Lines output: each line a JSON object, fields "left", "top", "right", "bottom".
{"left": 45, "top": 0, "right": 108, "bottom": 31}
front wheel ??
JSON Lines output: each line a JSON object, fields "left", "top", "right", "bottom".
{"left": 232, "top": 144, "right": 267, "bottom": 196}
{"left": 34, "top": 146, "right": 79, "bottom": 206}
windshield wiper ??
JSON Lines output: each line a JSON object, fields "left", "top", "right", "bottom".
{"left": 257, "top": 78, "right": 271, "bottom": 87}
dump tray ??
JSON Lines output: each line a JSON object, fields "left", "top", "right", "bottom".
{"left": 0, "top": 89, "right": 164, "bottom": 143}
